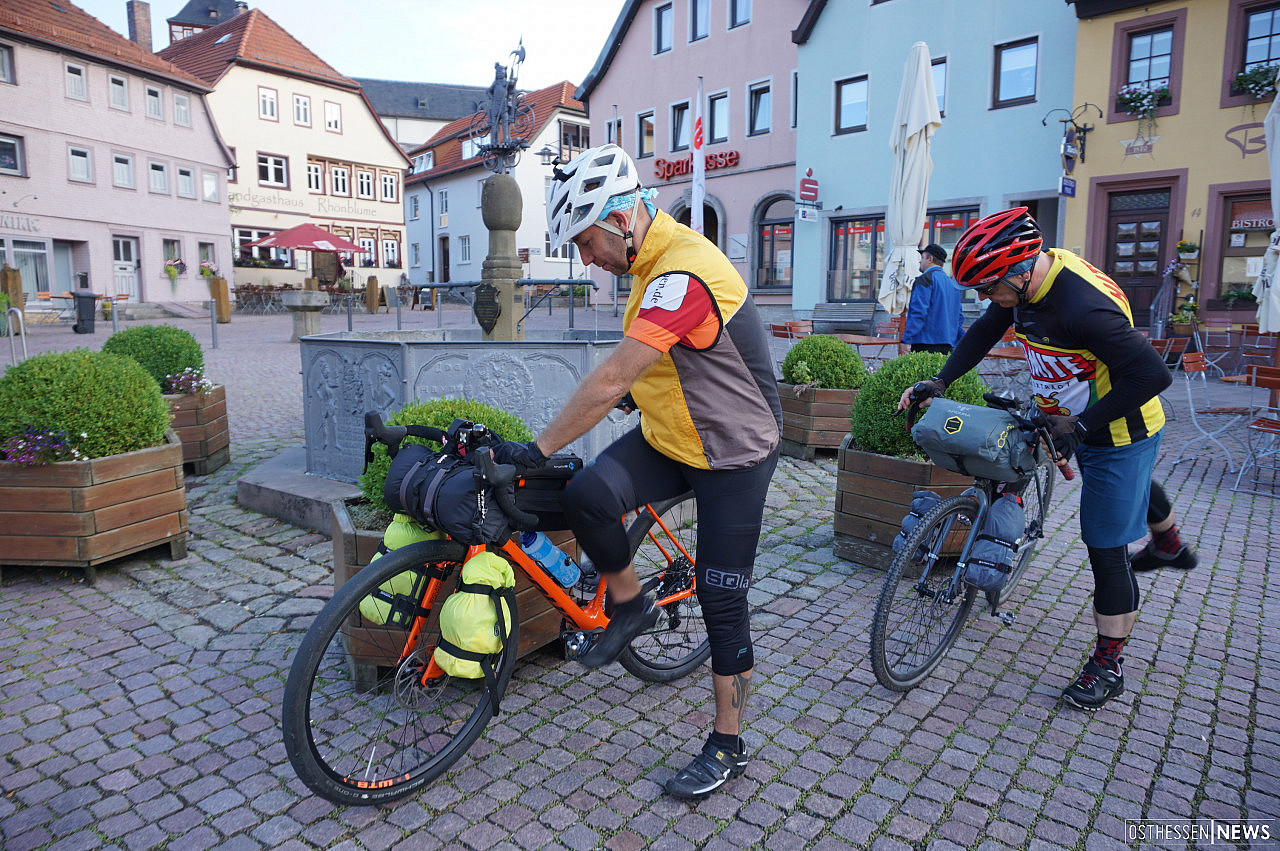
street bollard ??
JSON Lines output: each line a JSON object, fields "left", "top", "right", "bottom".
{"left": 346, "top": 293, "right": 353, "bottom": 332}
{"left": 209, "top": 300, "right": 218, "bottom": 349}
{"left": 111, "top": 302, "right": 119, "bottom": 335}
{"left": 396, "top": 288, "right": 402, "bottom": 331}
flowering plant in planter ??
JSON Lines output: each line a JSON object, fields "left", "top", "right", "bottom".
{"left": 164, "top": 366, "right": 215, "bottom": 395}
{"left": 1116, "top": 84, "right": 1168, "bottom": 116}
{"left": 199, "top": 261, "right": 219, "bottom": 278}
{"left": 1231, "top": 63, "right": 1280, "bottom": 99}
{"left": 164, "top": 258, "right": 187, "bottom": 282}
{"left": 1175, "top": 240, "right": 1199, "bottom": 255}
{"left": 0, "top": 427, "right": 86, "bottom": 465}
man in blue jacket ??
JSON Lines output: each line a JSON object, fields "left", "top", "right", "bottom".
{"left": 902, "top": 243, "right": 964, "bottom": 353}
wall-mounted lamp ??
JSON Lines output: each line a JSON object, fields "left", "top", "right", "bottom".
{"left": 1041, "top": 103, "right": 1103, "bottom": 164}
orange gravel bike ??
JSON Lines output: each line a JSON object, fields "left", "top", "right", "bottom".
{"left": 282, "top": 414, "right": 705, "bottom": 806}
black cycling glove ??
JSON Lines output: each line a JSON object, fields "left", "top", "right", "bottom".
{"left": 493, "top": 440, "right": 547, "bottom": 471}
{"left": 1045, "top": 415, "right": 1089, "bottom": 462}
{"left": 911, "top": 377, "right": 947, "bottom": 402}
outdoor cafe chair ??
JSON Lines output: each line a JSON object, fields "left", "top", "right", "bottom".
{"left": 1195, "top": 324, "right": 1243, "bottom": 378}
{"left": 1169, "top": 352, "right": 1250, "bottom": 473}
{"left": 1232, "top": 364, "right": 1280, "bottom": 495}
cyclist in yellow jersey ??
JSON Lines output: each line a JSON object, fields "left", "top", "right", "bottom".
{"left": 898, "top": 208, "right": 1197, "bottom": 712}
{"left": 497, "top": 145, "right": 781, "bottom": 798}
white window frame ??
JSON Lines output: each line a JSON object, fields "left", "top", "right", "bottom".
{"left": 459, "top": 235, "right": 471, "bottom": 264}
{"left": 654, "top": 3, "right": 673, "bottom": 55}
{"left": 257, "top": 153, "right": 288, "bottom": 187}
{"left": 0, "top": 134, "right": 24, "bottom": 177}
{"left": 331, "top": 166, "right": 350, "bottom": 195}
{"left": 356, "top": 169, "right": 374, "bottom": 199}
{"left": 729, "top": 0, "right": 751, "bottom": 29}
{"left": 381, "top": 239, "right": 400, "bottom": 266}
{"left": 109, "top": 74, "right": 129, "bottom": 111}
{"left": 411, "top": 242, "right": 421, "bottom": 267}
{"left": 359, "top": 237, "right": 377, "bottom": 265}
{"left": 307, "top": 162, "right": 324, "bottom": 193}
{"left": 439, "top": 188, "right": 449, "bottom": 214}
{"left": 174, "top": 93, "right": 191, "bottom": 127}
{"left": 324, "top": 101, "right": 342, "bottom": 132}
{"left": 149, "top": 161, "right": 169, "bottom": 194}
{"left": 68, "top": 146, "right": 93, "bottom": 183}
{"left": 65, "top": 62, "right": 87, "bottom": 100}
{"left": 146, "top": 86, "right": 163, "bottom": 120}
{"left": 293, "top": 94, "right": 311, "bottom": 126}
{"left": 113, "top": 153, "right": 135, "bottom": 188}
{"left": 201, "top": 170, "right": 218, "bottom": 201}
{"left": 0, "top": 44, "right": 13, "bottom": 85}
{"left": 176, "top": 166, "right": 196, "bottom": 198}
{"left": 476, "top": 178, "right": 484, "bottom": 208}
{"left": 381, "top": 173, "right": 397, "bottom": 202}
{"left": 690, "top": 0, "right": 710, "bottom": 42}
{"left": 747, "top": 78, "right": 772, "bottom": 136}
{"left": 410, "top": 194, "right": 420, "bottom": 220}
{"left": 258, "top": 86, "right": 278, "bottom": 120}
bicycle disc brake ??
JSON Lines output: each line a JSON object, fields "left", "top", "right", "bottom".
{"left": 394, "top": 649, "right": 445, "bottom": 710}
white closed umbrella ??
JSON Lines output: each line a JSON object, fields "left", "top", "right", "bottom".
{"left": 1253, "top": 67, "right": 1280, "bottom": 334}
{"left": 877, "top": 41, "right": 942, "bottom": 315}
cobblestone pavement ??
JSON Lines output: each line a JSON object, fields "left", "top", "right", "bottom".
{"left": 1, "top": 307, "right": 1278, "bottom": 849}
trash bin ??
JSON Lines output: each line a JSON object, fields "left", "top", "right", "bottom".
{"left": 72, "top": 291, "right": 97, "bottom": 334}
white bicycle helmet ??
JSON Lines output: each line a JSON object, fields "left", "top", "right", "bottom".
{"left": 546, "top": 144, "right": 641, "bottom": 254}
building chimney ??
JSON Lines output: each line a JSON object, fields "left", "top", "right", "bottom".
{"left": 126, "top": 0, "right": 152, "bottom": 52}
{"left": 234, "top": 2, "right": 249, "bottom": 14}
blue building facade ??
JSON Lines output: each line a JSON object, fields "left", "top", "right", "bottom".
{"left": 791, "top": 0, "right": 1080, "bottom": 312}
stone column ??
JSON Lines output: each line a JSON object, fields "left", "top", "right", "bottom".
{"left": 480, "top": 173, "right": 524, "bottom": 341}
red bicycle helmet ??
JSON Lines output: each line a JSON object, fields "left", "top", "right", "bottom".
{"left": 952, "top": 207, "right": 1043, "bottom": 288}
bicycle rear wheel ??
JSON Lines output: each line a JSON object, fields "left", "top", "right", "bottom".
{"left": 996, "top": 461, "right": 1055, "bottom": 607}
{"left": 619, "top": 492, "right": 710, "bottom": 682}
{"left": 282, "top": 540, "right": 517, "bottom": 806}
{"left": 870, "top": 495, "right": 979, "bottom": 691}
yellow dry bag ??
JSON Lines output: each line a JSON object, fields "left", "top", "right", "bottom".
{"left": 432, "top": 551, "right": 515, "bottom": 680}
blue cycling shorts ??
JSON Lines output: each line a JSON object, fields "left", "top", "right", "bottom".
{"left": 1075, "top": 431, "right": 1163, "bottom": 548}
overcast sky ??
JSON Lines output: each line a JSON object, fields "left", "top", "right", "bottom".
{"left": 75, "top": 0, "right": 627, "bottom": 90}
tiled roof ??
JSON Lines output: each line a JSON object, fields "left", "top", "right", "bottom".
{"left": 354, "top": 78, "right": 488, "bottom": 121}
{"left": 0, "top": 0, "right": 209, "bottom": 90}
{"left": 406, "top": 81, "right": 583, "bottom": 185}
{"left": 157, "top": 8, "right": 356, "bottom": 89}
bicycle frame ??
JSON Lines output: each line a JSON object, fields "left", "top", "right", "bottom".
{"left": 393, "top": 501, "right": 698, "bottom": 684}
{"left": 919, "top": 485, "right": 992, "bottom": 602}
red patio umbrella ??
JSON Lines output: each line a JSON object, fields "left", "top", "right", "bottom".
{"left": 242, "top": 223, "right": 363, "bottom": 253}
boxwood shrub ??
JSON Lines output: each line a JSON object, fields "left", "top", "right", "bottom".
{"left": 0, "top": 349, "right": 170, "bottom": 461}
{"left": 849, "top": 352, "right": 989, "bottom": 459}
{"left": 102, "top": 324, "right": 204, "bottom": 391}
{"left": 358, "top": 398, "right": 534, "bottom": 515}
{"left": 781, "top": 334, "right": 866, "bottom": 389}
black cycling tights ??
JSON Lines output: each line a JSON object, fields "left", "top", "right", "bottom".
{"left": 562, "top": 428, "right": 778, "bottom": 676}
{"left": 1087, "top": 545, "right": 1139, "bottom": 616}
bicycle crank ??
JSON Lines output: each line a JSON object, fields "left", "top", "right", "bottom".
{"left": 992, "top": 611, "right": 1017, "bottom": 627}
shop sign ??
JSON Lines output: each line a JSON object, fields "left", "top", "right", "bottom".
{"left": 0, "top": 214, "right": 39, "bottom": 233}
{"left": 1059, "top": 176, "right": 1076, "bottom": 197}
{"left": 1120, "top": 135, "right": 1158, "bottom": 158}
{"left": 799, "top": 168, "right": 819, "bottom": 203}
{"left": 1230, "top": 199, "right": 1273, "bottom": 231}
{"left": 229, "top": 189, "right": 304, "bottom": 210}
{"left": 653, "top": 150, "right": 740, "bottom": 181}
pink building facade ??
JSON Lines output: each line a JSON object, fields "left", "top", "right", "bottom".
{"left": 0, "top": 2, "right": 233, "bottom": 306}
{"left": 577, "top": 0, "right": 805, "bottom": 313}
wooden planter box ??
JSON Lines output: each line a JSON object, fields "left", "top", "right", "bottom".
{"left": 833, "top": 433, "right": 970, "bottom": 569}
{"left": 779, "top": 383, "right": 858, "bottom": 459}
{"left": 165, "top": 384, "right": 229, "bottom": 475}
{"left": 0, "top": 430, "right": 189, "bottom": 585}
{"left": 331, "top": 498, "right": 567, "bottom": 683}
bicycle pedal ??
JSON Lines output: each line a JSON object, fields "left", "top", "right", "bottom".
{"left": 561, "top": 628, "right": 604, "bottom": 661}
{"left": 993, "top": 611, "right": 1016, "bottom": 627}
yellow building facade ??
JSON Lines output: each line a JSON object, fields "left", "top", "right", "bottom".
{"left": 1065, "top": 0, "right": 1273, "bottom": 325}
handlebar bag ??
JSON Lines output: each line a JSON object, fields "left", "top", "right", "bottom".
{"left": 911, "top": 399, "right": 1037, "bottom": 484}
{"left": 514, "top": 453, "right": 583, "bottom": 531}
{"left": 384, "top": 444, "right": 514, "bottom": 545}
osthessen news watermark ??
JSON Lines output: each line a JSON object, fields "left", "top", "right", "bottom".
{"left": 1126, "top": 818, "right": 1277, "bottom": 846}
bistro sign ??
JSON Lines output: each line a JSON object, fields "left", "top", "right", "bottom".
{"left": 653, "top": 150, "right": 740, "bottom": 181}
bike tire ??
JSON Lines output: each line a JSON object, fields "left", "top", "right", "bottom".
{"left": 282, "top": 539, "right": 517, "bottom": 806}
{"left": 619, "top": 492, "right": 711, "bottom": 682}
{"left": 870, "top": 495, "right": 979, "bottom": 691}
{"left": 996, "top": 461, "right": 1055, "bottom": 607}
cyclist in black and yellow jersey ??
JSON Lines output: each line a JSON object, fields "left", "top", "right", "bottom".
{"left": 497, "top": 144, "right": 781, "bottom": 798}
{"left": 898, "top": 207, "right": 1197, "bottom": 711}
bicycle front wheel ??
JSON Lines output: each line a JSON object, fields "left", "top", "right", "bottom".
{"left": 870, "top": 495, "right": 979, "bottom": 691}
{"left": 619, "top": 492, "right": 710, "bottom": 682}
{"left": 996, "top": 461, "right": 1055, "bottom": 607}
{"left": 282, "top": 539, "right": 517, "bottom": 806}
